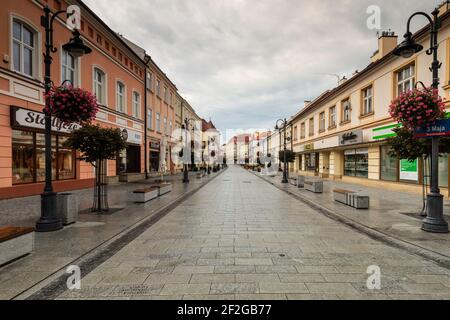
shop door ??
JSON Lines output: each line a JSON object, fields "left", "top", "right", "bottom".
{"left": 126, "top": 145, "right": 141, "bottom": 173}
{"left": 315, "top": 152, "right": 320, "bottom": 176}
{"left": 150, "top": 151, "right": 160, "bottom": 172}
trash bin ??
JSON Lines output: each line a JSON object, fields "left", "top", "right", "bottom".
{"left": 57, "top": 193, "right": 79, "bottom": 226}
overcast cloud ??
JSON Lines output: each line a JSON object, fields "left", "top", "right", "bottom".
{"left": 84, "top": 0, "right": 439, "bottom": 134}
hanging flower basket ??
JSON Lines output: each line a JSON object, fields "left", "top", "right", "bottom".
{"left": 45, "top": 85, "right": 99, "bottom": 125}
{"left": 389, "top": 87, "right": 446, "bottom": 131}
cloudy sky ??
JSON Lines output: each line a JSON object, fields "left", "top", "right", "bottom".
{"left": 84, "top": 0, "right": 438, "bottom": 135}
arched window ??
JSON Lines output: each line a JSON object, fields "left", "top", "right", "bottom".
{"left": 12, "top": 19, "right": 37, "bottom": 77}
{"left": 93, "top": 68, "right": 106, "bottom": 105}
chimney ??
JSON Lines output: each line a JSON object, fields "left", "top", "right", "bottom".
{"left": 371, "top": 31, "right": 398, "bottom": 62}
{"left": 303, "top": 100, "right": 311, "bottom": 108}
{"left": 338, "top": 76, "right": 348, "bottom": 86}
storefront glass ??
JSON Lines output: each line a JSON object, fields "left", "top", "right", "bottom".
{"left": 380, "top": 146, "right": 398, "bottom": 182}
{"left": 12, "top": 130, "right": 75, "bottom": 185}
{"left": 344, "top": 148, "right": 368, "bottom": 178}
{"left": 439, "top": 153, "right": 448, "bottom": 188}
{"left": 12, "top": 130, "right": 34, "bottom": 184}
{"left": 304, "top": 153, "right": 317, "bottom": 172}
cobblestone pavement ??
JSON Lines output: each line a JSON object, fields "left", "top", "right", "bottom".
{"left": 0, "top": 171, "right": 219, "bottom": 300}
{"left": 57, "top": 166, "right": 450, "bottom": 300}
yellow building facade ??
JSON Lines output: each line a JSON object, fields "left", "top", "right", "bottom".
{"left": 290, "top": 7, "right": 450, "bottom": 197}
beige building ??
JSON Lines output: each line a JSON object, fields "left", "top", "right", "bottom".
{"left": 290, "top": 4, "right": 450, "bottom": 197}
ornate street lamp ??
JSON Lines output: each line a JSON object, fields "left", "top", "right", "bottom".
{"left": 393, "top": 7, "right": 449, "bottom": 233}
{"left": 275, "top": 119, "right": 289, "bottom": 184}
{"left": 36, "top": 6, "right": 92, "bottom": 232}
{"left": 182, "top": 118, "right": 196, "bottom": 183}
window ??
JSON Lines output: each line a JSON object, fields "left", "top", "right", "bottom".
{"left": 164, "top": 87, "right": 168, "bottom": 103}
{"left": 147, "top": 109, "right": 153, "bottom": 130}
{"left": 344, "top": 148, "right": 368, "bottom": 178}
{"left": 342, "top": 99, "right": 351, "bottom": 123}
{"left": 169, "top": 93, "right": 173, "bottom": 105}
{"left": 156, "top": 80, "right": 161, "bottom": 97}
{"left": 300, "top": 123, "right": 306, "bottom": 139}
{"left": 156, "top": 113, "right": 161, "bottom": 132}
{"left": 380, "top": 146, "right": 398, "bottom": 182}
{"left": 329, "top": 106, "right": 336, "bottom": 128}
{"left": 309, "top": 118, "right": 314, "bottom": 136}
{"left": 61, "top": 50, "right": 76, "bottom": 85}
{"left": 132, "top": 91, "right": 140, "bottom": 118}
{"left": 169, "top": 120, "right": 173, "bottom": 137}
{"left": 362, "top": 86, "right": 373, "bottom": 115}
{"left": 293, "top": 126, "right": 298, "bottom": 141}
{"left": 319, "top": 112, "right": 326, "bottom": 132}
{"left": 93, "top": 68, "right": 106, "bottom": 105}
{"left": 164, "top": 117, "right": 167, "bottom": 135}
{"left": 12, "top": 20, "right": 36, "bottom": 77}
{"left": 396, "top": 64, "right": 415, "bottom": 96}
{"left": 12, "top": 130, "right": 75, "bottom": 184}
{"left": 146, "top": 72, "right": 152, "bottom": 91}
{"left": 117, "top": 82, "right": 125, "bottom": 112}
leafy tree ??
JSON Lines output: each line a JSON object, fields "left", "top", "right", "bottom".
{"left": 64, "top": 124, "right": 127, "bottom": 212}
{"left": 279, "top": 150, "right": 295, "bottom": 163}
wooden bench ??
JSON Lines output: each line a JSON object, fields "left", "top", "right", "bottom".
{"left": 333, "top": 189, "right": 370, "bottom": 209}
{"left": 304, "top": 180, "right": 323, "bottom": 193}
{"left": 0, "top": 226, "right": 35, "bottom": 266}
{"left": 132, "top": 187, "right": 159, "bottom": 203}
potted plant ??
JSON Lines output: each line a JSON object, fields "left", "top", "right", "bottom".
{"left": 45, "top": 84, "right": 99, "bottom": 125}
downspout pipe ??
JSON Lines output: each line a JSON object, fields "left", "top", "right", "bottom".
{"left": 144, "top": 54, "right": 151, "bottom": 179}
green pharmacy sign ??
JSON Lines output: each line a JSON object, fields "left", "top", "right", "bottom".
{"left": 400, "top": 159, "right": 418, "bottom": 181}
{"left": 372, "top": 124, "right": 402, "bottom": 140}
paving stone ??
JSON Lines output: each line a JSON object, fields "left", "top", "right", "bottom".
{"left": 210, "top": 283, "right": 259, "bottom": 294}
{"left": 190, "top": 274, "right": 236, "bottom": 284}
{"left": 172, "top": 266, "right": 214, "bottom": 274}
{"left": 306, "top": 283, "right": 360, "bottom": 295}
{"left": 214, "top": 266, "right": 256, "bottom": 274}
{"left": 160, "top": 284, "right": 211, "bottom": 296}
{"left": 235, "top": 274, "right": 280, "bottom": 283}
{"left": 279, "top": 274, "right": 325, "bottom": 283}
{"left": 259, "top": 282, "right": 309, "bottom": 294}
{"left": 144, "top": 274, "right": 192, "bottom": 285}
{"left": 235, "top": 258, "right": 273, "bottom": 266}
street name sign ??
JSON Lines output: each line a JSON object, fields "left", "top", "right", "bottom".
{"left": 415, "top": 119, "right": 450, "bottom": 138}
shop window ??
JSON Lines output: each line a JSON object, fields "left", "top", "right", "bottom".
{"left": 57, "top": 136, "right": 75, "bottom": 180}
{"left": 12, "top": 130, "right": 34, "bottom": 184}
{"left": 36, "top": 133, "right": 57, "bottom": 182}
{"left": 344, "top": 149, "right": 368, "bottom": 178}
{"left": 439, "top": 154, "right": 449, "bottom": 188}
{"left": 380, "top": 146, "right": 398, "bottom": 182}
{"left": 12, "top": 130, "right": 76, "bottom": 185}
{"left": 12, "top": 19, "right": 37, "bottom": 77}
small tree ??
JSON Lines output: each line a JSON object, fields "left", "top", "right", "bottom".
{"left": 65, "top": 125, "right": 127, "bottom": 213}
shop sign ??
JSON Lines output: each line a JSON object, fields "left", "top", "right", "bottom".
{"left": 339, "top": 129, "right": 363, "bottom": 146}
{"left": 372, "top": 124, "right": 402, "bottom": 141}
{"left": 10, "top": 106, "right": 81, "bottom": 133}
{"left": 415, "top": 119, "right": 450, "bottom": 138}
{"left": 121, "top": 129, "right": 142, "bottom": 145}
{"left": 304, "top": 144, "right": 314, "bottom": 151}
{"left": 400, "top": 159, "right": 419, "bottom": 181}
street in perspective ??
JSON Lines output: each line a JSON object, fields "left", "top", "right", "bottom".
{"left": 2, "top": 0, "right": 450, "bottom": 306}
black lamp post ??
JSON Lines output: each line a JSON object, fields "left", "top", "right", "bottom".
{"left": 36, "top": 6, "right": 92, "bottom": 232}
{"left": 393, "top": 6, "right": 449, "bottom": 233}
{"left": 275, "top": 119, "right": 289, "bottom": 184}
{"left": 183, "top": 118, "right": 195, "bottom": 183}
